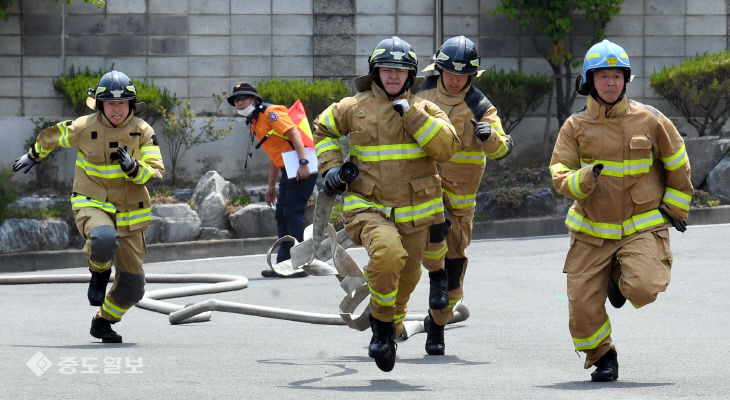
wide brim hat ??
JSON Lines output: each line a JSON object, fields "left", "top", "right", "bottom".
{"left": 227, "top": 82, "right": 261, "bottom": 106}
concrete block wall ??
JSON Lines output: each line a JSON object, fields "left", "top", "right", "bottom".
{"left": 1, "top": 0, "right": 729, "bottom": 186}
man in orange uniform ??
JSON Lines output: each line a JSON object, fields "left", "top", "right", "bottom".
{"left": 228, "top": 83, "right": 317, "bottom": 277}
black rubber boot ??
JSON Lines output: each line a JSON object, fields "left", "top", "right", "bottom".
{"left": 607, "top": 275, "right": 626, "bottom": 308}
{"left": 368, "top": 314, "right": 396, "bottom": 372}
{"left": 90, "top": 317, "right": 122, "bottom": 343}
{"left": 424, "top": 311, "right": 445, "bottom": 355}
{"left": 88, "top": 269, "right": 111, "bottom": 307}
{"left": 591, "top": 349, "right": 618, "bottom": 382}
{"left": 428, "top": 269, "right": 449, "bottom": 310}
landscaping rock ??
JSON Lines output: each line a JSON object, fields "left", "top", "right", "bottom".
{"left": 229, "top": 203, "right": 277, "bottom": 238}
{"left": 151, "top": 203, "right": 201, "bottom": 243}
{"left": 0, "top": 218, "right": 69, "bottom": 253}
{"left": 171, "top": 189, "right": 194, "bottom": 202}
{"left": 199, "top": 227, "right": 233, "bottom": 240}
{"left": 8, "top": 194, "right": 67, "bottom": 211}
{"left": 476, "top": 187, "right": 557, "bottom": 219}
{"left": 684, "top": 136, "right": 730, "bottom": 188}
{"left": 706, "top": 156, "right": 730, "bottom": 204}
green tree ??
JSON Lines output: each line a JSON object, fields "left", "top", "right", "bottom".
{"left": 650, "top": 50, "right": 730, "bottom": 137}
{"left": 493, "top": 0, "right": 624, "bottom": 127}
{"left": 1, "top": 0, "right": 103, "bottom": 20}
{"left": 160, "top": 100, "right": 232, "bottom": 185}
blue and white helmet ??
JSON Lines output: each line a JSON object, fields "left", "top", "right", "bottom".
{"left": 576, "top": 39, "right": 631, "bottom": 95}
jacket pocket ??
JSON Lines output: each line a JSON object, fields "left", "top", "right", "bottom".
{"left": 348, "top": 174, "right": 376, "bottom": 196}
{"left": 629, "top": 135, "right": 652, "bottom": 176}
{"left": 410, "top": 174, "right": 441, "bottom": 203}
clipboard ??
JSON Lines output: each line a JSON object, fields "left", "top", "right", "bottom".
{"left": 282, "top": 148, "right": 318, "bottom": 179}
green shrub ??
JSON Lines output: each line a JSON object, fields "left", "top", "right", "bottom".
{"left": 0, "top": 170, "right": 18, "bottom": 223}
{"left": 472, "top": 67, "right": 552, "bottom": 134}
{"left": 650, "top": 50, "right": 730, "bottom": 137}
{"left": 53, "top": 66, "right": 177, "bottom": 123}
{"left": 256, "top": 79, "right": 352, "bottom": 122}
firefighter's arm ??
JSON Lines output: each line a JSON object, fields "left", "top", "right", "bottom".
{"left": 126, "top": 126, "right": 164, "bottom": 184}
{"left": 478, "top": 106, "right": 513, "bottom": 160}
{"left": 13, "top": 120, "right": 74, "bottom": 173}
{"left": 655, "top": 114, "right": 693, "bottom": 220}
{"left": 401, "top": 100, "right": 459, "bottom": 163}
{"left": 549, "top": 122, "right": 598, "bottom": 201}
{"left": 313, "top": 101, "right": 349, "bottom": 175}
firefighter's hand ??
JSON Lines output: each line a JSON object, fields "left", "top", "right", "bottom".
{"left": 470, "top": 119, "right": 491, "bottom": 142}
{"left": 392, "top": 99, "right": 410, "bottom": 116}
{"left": 592, "top": 163, "right": 604, "bottom": 178}
{"left": 323, "top": 166, "right": 346, "bottom": 195}
{"left": 12, "top": 153, "right": 36, "bottom": 174}
{"left": 115, "top": 146, "right": 136, "bottom": 173}
{"left": 660, "top": 209, "right": 687, "bottom": 233}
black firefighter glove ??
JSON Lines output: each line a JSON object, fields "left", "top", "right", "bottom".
{"left": 470, "top": 119, "right": 491, "bottom": 142}
{"left": 12, "top": 152, "right": 37, "bottom": 174}
{"left": 592, "top": 163, "right": 604, "bottom": 178}
{"left": 660, "top": 209, "right": 687, "bottom": 233}
{"left": 323, "top": 166, "right": 346, "bottom": 195}
{"left": 392, "top": 99, "right": 410, "bottom": 117}
{"left": 115, "top": 146, "right": 138, "bottom": 175}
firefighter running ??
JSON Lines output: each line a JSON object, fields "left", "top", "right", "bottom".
{"left": 549, "top": 39, "right": 693, "bottom": 381}
{"left": 313, "top": 36, "right": 459, "bottom": 371}
{"left": 412, "top": 35, "right": 513, "bottom": 355}
{"left": 12, "top": 70, "right": 164, "bottom": 343}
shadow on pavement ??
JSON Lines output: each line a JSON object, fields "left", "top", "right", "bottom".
{"left": 537, "top": 381, "right": 675, "bottom": 390}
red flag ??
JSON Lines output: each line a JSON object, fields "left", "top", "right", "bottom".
{"left": 288, "top": 99, "right": 314, "bottom": 148}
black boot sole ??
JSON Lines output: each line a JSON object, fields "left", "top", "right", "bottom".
{"left": 374, "top": 352, "right": 396, "bottom": 372}
{"left": 90, "top": 321, "right": 123, "bottom": 343}
{"left": 591, "top": 371, "right": 618, "bottom": 382}
{"left": 607, "top": 277, "right": 626, "bottom": 309}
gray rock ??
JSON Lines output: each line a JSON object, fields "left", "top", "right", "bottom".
{"left": 199, "top": 227, "right": 233, "bottom": 240}
{"left": 229, "top": 203, "right": 277, "bottom": 238}
{"left": 8, "top": 194, "right": 67, "bottom": 211}
{"left": 192, "top": 170, "right": 230, "bottom": 206}
{"left": 684, "top": 136, "right": 730, "bottom": 188}
{"left": 244, "top": 185, "right": 270, "bottom": 203}
{"left": 706, "top": 156, "right": 730, "bottom": 204}
{"left": 171, "top": 188, "right": 194, "bottom": 202}
{"left": 198, "top": 192, "right": 228, "bottom": 229}
{"left": 0, "top": 218, "right": 69, "bottom": 253}
{"left": 144, "top": 215, "right": 164, "bottom": 244}
{"left": 151, "top": 203, "right": 201, "bottom": 243}
{"left": 475, "top": 187, "right": 556, "bottom": 220}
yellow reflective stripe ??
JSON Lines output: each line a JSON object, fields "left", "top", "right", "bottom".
{"left": 412, "top": 116, "right": 443, "bottom": 147}
{"left": 116, "top": 207, "right": 152, "bottom": 227}
{"left": 573, "top": 319, "right": 611, "bottom": 350}
{"left": 661, "top": 144, "right": 688, "bottom": 171}
{"left": 568, "top": 169, "right": 587, "bottom": 199}
{"left": 490, "top": 122, "right": 505, "bottom": 136}
{"left": 566, "top": 209, "right": 622, "bottom": 239}
{"left": 34, "top": 142, "right": 52, "bottom": 159}
{"left": 487, "top": 141, "right": 509, "bottom": 159}
{"left": 446, "top": 297, "right": 460, "bottom": 308}
{"left": 103, "top": 298, "right": 129, "bottom": 318}
{"left": 622, "top": 209, "right": 668, "bottom": 236}
{"left": 131, "top": 161, "right": 153, "bottom": 184}
{"left": 580, "top": 154, "right": 653, "bottom": 178}
{"left": 57, "top": 121, "right": 71, "bottom": 148}
{"left": 342, "top": 195, "right": 392, "bottom": 215}
{"left": 139, "top": 145, "right": 162, "bottom": 162}
{"left": 369, "top": 284, "right": 397, "bottom": 307}
{"left": 76, "top": 152, "right": 127, "bottom": 179}
{"left": 394, "top": 312, "right": 406, "bottom": 325}
{"left": 443, "top": 188, "right": 476, "bottom": 209}
{"left": 350, "top": 143, "right": 427, "bottom": 162}
{"left": 71, "top": 195, "right": 117, "bottom": 213}
{"left": 566, "top": 208, "right": 669, "bottom": 239}
{"left": 267, "top": 128, "right": 289, "bottom": 141}
{"left": 449, "top": 150, "right": 485, "bottom": 165}
{"left": 549, "top": 162, "right": 572, "bottom": 177}
{"left": 423, "top": 243, "right": 447, "bottom": 260}
{"left": 315, "top": 137, "right": 341, "bottom": 157}
{"left": 393, "top": 197, "right": 444, "bottom": 223}
{"left": 662, "top": 187, "right": 691, "bottom": 211}
{"left": 319, "top": 104, "right": 341, "bottom": 137}
{"left": 89, "top": 258, "right": 111, "bottom": 272}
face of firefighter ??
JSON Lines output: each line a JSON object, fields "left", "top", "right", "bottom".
{"left": 378, "top": 67, "right": 409, "bottom": 96}
{"left": 103, "top": 100, "right": 130, "bottom": 126}
{"left": 592, "top": 68, "right": 625, "bottom": 104}
{"left": 442, "top": 70, "right": 469, "bottom": 94}
{"left": 234, "top": 96, "right": 256, "bottom": 116}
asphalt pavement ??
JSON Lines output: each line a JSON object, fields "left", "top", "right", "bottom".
{"left": 2, "top": 223, "right": 729, "bottom": 399}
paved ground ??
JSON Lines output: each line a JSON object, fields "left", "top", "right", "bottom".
{"left": 2, "top": 223, "right": 729, "bottom": 399}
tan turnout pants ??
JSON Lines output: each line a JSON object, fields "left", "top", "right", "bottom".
{"left": 564, "top": 228, "right": 672, "bottom": 368}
